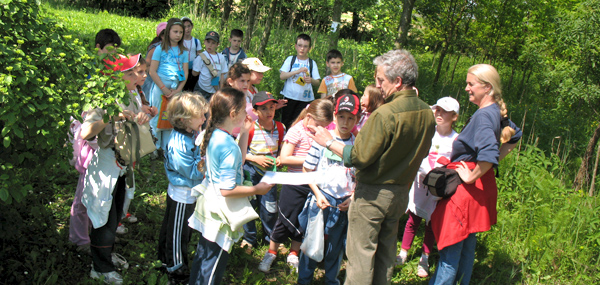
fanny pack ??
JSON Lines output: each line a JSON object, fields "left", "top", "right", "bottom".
{"left": 423, "top": 166, "right": 463, "bottom": 198}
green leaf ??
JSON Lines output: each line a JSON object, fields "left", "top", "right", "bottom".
{"left": 3, "top": 136, "right": 10, "bottom": 148}
{"left": 36, "top": 118, "right": 45, "bottom": 127}
{"left": 0, "top": 188, "right": 8, "bottom": 202}
{"left": 1, "top": 126, "right": 9, "bottom": 136}
{"left": 12, "top": 126, "right": 23, "bottom": 138}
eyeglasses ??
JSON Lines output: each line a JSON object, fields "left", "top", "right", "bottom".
{"left": 296, "top": 44, "right": 310, "bottom": 49}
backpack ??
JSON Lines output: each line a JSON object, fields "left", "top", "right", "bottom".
{"left": 247, "top": 121, "right": 285, "bottom": 152}
{"left": 288, "top": 55, "right": 314, "bottom": 75}
{"left": 113, "top": 121, "right": 156, "bottom": 166}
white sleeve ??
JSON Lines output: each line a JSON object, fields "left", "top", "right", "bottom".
{"left": 312, "top": 59, "right": 321, "bottom": 80}
{"left": 192, "top": 56, "right": 203, "bottom": 72}
{"left": 219, "top": 54, "right": 228, "bottom": 74}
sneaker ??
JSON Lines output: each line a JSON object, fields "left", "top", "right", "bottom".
{"left": 240, "top": 240, "right": 253, "bottom": 254}
{"left": 116, "top": 224, "right": 128, "bottom": 235}
{"left": 258, "top": 252, "right": 277, "bottom": 273}
{"left": 286, "top": 254, "right": 299, "bottom": 272}
{"left": 90, "top": 269, "right": 123, "bottom": 284}
{"left": 417, "top": 260, "right": 429, "bottom": 278}
{"left": 396, "top": 254, "right": 407, "bottom": 266}
{"left": 111, "top": 253, "right": 129, "bottom": 270}
{"left": 125, "top": 213, "right": 138, "bottom": 223}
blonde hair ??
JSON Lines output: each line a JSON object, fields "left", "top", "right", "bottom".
{"left": 291, "top": 99, "right": 334, "bottom": 127}
{"left": 467, "top": 64, "right": 515, "bottom": 143}
{"left": 166, "top": 92, "right": 208, "bottom": 129}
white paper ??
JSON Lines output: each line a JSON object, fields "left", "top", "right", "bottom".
{"left": 331, "top": 21, "right": 340, "bottom": 33}
{"left": 260, "top": 171, "right": 324, "bottom": 185}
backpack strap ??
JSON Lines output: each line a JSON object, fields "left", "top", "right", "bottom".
{"left": 198, "top": 52, "right": 219, "bottom": 77}
{"left": 288, "top": 55, "right": 297, "bottom": 72}
{"left": 275, "top": 121, "right": 284, "bottom": 149}
{"left": 308, "top": 58, "right": 313, "bottom": 76}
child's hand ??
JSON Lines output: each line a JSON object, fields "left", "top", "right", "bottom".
{"left": 338, "top": 196, "right": 352, "bottom": 212}
{"left": 275, "top": 157, "right": 282, "bottom": 167}
{"left": 254, "top": 182, "right": 273, "bottom": 195}
{"left": 142, "top": 105, "right": 158, "bottom": 117}
{"left": 276, "top": 99, "right": 288, "bottom": 110}
{"left": 254, "top": 156, "right": 275, "bottom": 168}
{"left": 304, "top": 75, "right": 312, "bottom": 85}
{"left": 316, "top": 192, "right": 331, "bottom": 210}
{"left": 135, "top": 112, "right": 149, "bottom": 125}
{"left": 164, "top": 89, "right": 175, "bottom": 98}
{"left": 240, "top": 115, "right": 253, "bottom": 133}
{"left": 119, "top": 110, "right": 135, "bottom": 121}
{"left": 297, "top": 67, "right": 308, "bottom": 74}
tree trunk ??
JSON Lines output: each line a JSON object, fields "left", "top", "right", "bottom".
{"left": 329, "top": 0, "right": 342, "bottom": 50}
{"left": 244, "top": 0, "right": 259, "bottom": 49}
{"left": 258, "top": 0, "right": 278, "bottom": 57}
{"left": 590, "top": 142, "right": 600, "bottom": 196}
{"left": 351, "top": 10, "right": 360, "bottom": 41}
{"left": 433, "top": 44, "right": 448, "bottom": 85}
{"left": 396, "top": 0, "right": 417, "bottom": 49}
{"left": 288, "top": 2, "right": 297, "bottom": 30}
{"left": 450, "top": 53, "right": 461, "bottom": 83}
{"left": 220, "top": 0, "right": 232, "bottom": 30}
{"left": 574, "top": 122, "right": 600, "bottom": 191}
{"left": 201, "top": 0, "right": 210, "bottom": 18}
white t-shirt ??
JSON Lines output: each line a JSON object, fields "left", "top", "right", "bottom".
{"left": 407, "top": 127, "right": 459, "bottom": 222}
{"left": 192, "top": 51, "right": 227, "bottom": 94}
{"left": 183, "top": 37, "right": 202, "bottom": 67}
{"left": 279, "top": 56, "right": 320, "bottom": 102}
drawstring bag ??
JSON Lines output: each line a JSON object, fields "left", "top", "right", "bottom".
{"left": 156, "top": 95, "right": 173, "bottom": 130}
{"left": 423, "top": 166, "right": 462, "bottom": 198}
{"left": 300, "top": 207, "right": 324, "bottom": 262}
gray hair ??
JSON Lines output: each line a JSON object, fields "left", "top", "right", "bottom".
{"left": 373, "top": 49, "right": 418, "bottom": 87}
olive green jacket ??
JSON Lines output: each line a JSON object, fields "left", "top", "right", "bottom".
{"left": 343, "top": 89, "right": 435, "bottom": 186}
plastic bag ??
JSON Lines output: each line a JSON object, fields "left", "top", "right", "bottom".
{"left": 300, "top": 208, "right": 324, "bottom": 262}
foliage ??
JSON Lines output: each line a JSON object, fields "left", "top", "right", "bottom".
{"left": 0, "top": 0, "right": 136, "bottom": 204}
{"left": 45, "top": 0, "right": 170, "bottom": 19}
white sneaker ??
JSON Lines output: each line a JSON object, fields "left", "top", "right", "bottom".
{"left": 125, "top": 213, "right": 138, "bottom": 223}
{"left": 116, "top": 224, "right": 128, "bottom": 235}
{"left": 286, "top": 254, "right": 299, "bottom": 272}
{"left": 111, "top": 253, "right": 129, "bottom": 270}
{"left": 258, "top": 252, "right": 277, "bottom": 273}
{"left": 90, "top": 269, "right": 123, "bottom": 284}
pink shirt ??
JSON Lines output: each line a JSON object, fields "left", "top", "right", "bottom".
{"left": 282, "top": 121, "right": 313, "bottom": 173}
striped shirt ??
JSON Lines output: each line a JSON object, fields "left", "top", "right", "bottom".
{"left": 282, "top": 121, "right": 313, "bottom": 173}
{"left": 248, "top": 120, "right": 286, "bottom": 175}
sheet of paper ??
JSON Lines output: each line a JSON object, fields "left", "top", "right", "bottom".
{"left": 260, "top": 171, "right": 323, "bottom": 185}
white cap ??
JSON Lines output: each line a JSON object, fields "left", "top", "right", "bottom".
{"left": 242, "top": 57, "right": 271, "bottom": 73}
{"left": 432, "top": 97, "right": 460, "bottom": 114}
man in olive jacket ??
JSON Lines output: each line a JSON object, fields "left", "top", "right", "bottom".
{"left": 309, "top": 49, "right": 436, "bottom": 284}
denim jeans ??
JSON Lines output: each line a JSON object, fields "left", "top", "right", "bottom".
{"left": 429, "top": 233, "right": 477, "bottom": 285}
{"left": 242, "top": 163, "right": 278, "bottom": 245}
{"left": 297, "top": 192, "right": 348, "bottom": 285}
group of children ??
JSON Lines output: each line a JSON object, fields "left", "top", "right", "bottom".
{"left": 69, "top": 19, "right": 463, "bottom": 285}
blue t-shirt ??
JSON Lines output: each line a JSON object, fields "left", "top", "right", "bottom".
{"left": 206, "top": 129, "right": 243, "bottom": 190}
{"left": 451, "top": 103, "right": 522, "bottom": 165}
{"left": 151, "top": 44, "right": 189, "bottom": 82}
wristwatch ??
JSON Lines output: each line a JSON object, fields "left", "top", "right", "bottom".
{"left": 325, "top": 139, "right": 335, "bottom": 149}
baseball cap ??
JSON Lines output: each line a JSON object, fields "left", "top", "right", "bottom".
{"left": 103, "top": 53, "right": 141, "bottom": 72}
{"left": 156, "top": 22, "right": 167, "bottom": 37}
{"left": 335, "top": 94, "right": 360, "bottom": 116}
{"left": 242, "top": 57, "right": 272, "bottom": 73}
{"left": 252, "top": 91, "right": 278, "bottom": 107}
{"left": 205, "top": 31, "right": 220, "bottom": 43}
{"left": 432, "top": 97, "right": 460, "bottom": 114}
{"left": 181, "top": 16, "right": 193, "bottom": 25}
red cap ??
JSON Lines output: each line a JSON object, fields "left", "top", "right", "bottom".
{"left": 103, "top": 54, "right": 141, "bottom": 72}
{"left": 335, "top": 94, "right": 360, "bottom": 116}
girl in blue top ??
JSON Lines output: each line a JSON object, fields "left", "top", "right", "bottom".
{"left": 188, "top": 88, "right": 272, "bottom": 285}
{"left": 149, "top": 18, "right": 189, "bottom": 151}
{"left": 157, "top": 92, "right": 208, "bottom": 283}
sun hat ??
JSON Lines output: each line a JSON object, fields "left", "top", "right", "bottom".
{"left": 242, "top": 57, "right": 272, "bottom": 73}
{"left": 432, "top": 97, "right": 460, "bottom": 114}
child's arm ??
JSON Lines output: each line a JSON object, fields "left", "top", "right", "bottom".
{"left": 338, "top": 193, "right": 353, "bottom": 212}
{"left": 246, "top": 154, "right": 275, "bottom": 168}
{"left": 220, "top": 182, "right": 272, "bottom": 198}
{"left": 170, "top": 141, "right": 204, "bottom": 181}
{"left": 237, "top": 114, "right": 253, "bottom": 164}
{"left": 149, "top": 60, "right": 174, "bottom": 98}
{"left": 278, "top": 141, "right": 306, "bottom": 166}
{"left": 303, "top": 165, "right": 330, "bottom": 209}
{"left": 191, "top": 57, "right": 201, "bottom": 77}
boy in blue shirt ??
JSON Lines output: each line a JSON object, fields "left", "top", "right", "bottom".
{"left": 222, "top": 29, "right": 247, "bottom": 74}
{"left": 279, "top": 33, "right": 321, "bottom": 128}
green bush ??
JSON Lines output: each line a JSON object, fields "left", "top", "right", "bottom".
{"left": 0, "top": 0, "right": 130, "bottom": 204}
